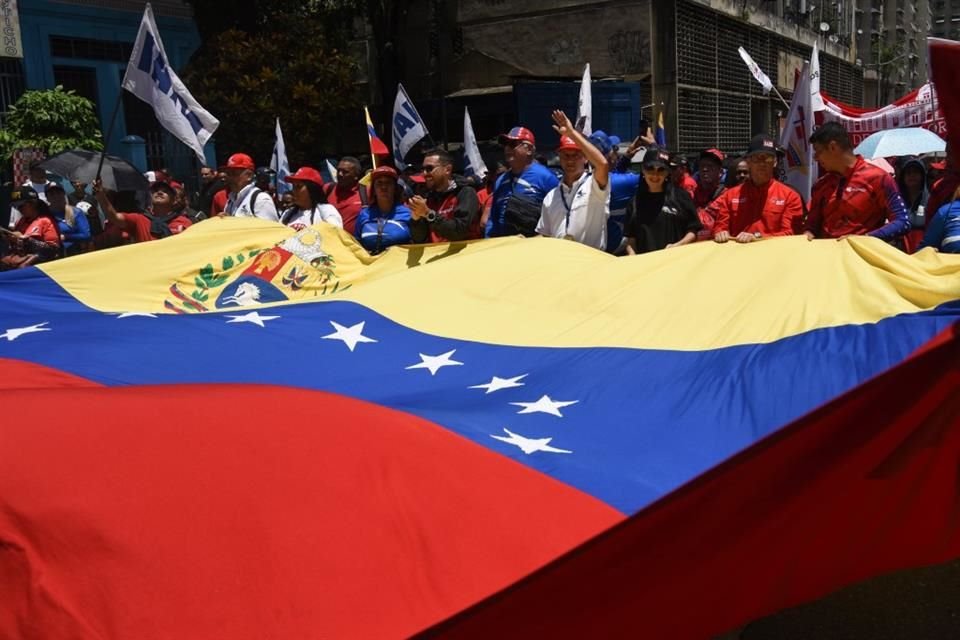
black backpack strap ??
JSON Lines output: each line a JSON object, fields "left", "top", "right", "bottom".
{"left": 359, "top": 184, "right": 368, "bottom": 206}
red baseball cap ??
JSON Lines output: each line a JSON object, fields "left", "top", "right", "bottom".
{"left": 556, "top": 136, "right": 580, "bottom": 152}
{"left": 930, "top": 160, "right": 947, "bottom": 170}
{"left": 220, "top": 153, "right": 256, "bottom": 171}
{"left": 370, "top": 165, "right": 399, "bottom": 182}
{"left": 498, "top": 126, "right": 536, "bottom": 146}
{"left": 700, "top": 148, "right": 725, "bottom": 163}
{"left": 284, "top": 166, "right": 325, "bottom": 187}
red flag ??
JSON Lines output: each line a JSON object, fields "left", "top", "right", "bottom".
{"left": 423, "top": 324, "right": 960, "bottom": 639}
{"left": 929, "top": 38, "right": 960, "bottom": 163}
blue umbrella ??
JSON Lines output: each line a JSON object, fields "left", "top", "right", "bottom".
{"left": 853, "top": 127, "right": 946, "bottom": 159}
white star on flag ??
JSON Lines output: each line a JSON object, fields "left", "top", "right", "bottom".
{"left": 469, "top": 374, "right": 527, "bottom": 394}
{"left": 322, "top": 321, "right": 377, "bottom": 352}
{"left": 491, "top": 428, "right": 572, "bottom": 455}
{"left": 115, "top": 312, "right": 158, "bottom": 319}
{"left": 225, "top": 311, "right": 280, "bottom": 328}
{"left": 510, "top": 394, "right": 579, "bottom": 417}
{"left": 1, "top": 322, "right": 51, "bottom": 342}
{"left": 405, "top": 349, "right": 464, "bottom": 376}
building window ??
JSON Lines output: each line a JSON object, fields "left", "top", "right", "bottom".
{"left": 49, "top": 36, "right": 133, "bottom": 62}
{"left": 0, "top": 58, "right": 26, "bottom": 120}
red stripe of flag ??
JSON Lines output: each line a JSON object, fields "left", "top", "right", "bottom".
{"left": 421, "top": 323, "right": 960, "bottom": 639}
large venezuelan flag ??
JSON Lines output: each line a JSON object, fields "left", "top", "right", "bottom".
{"left": 1, "top": 219, "right": 959, "bottom": 638}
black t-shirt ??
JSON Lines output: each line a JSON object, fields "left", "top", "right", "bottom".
{"left": 625, "top": 187, "right": 702, "bottom": 253}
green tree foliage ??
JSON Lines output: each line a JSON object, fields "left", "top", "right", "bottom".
{"left": 182, "top": 5, "right": 361, "bottom": 165}
{"left": 0, "top": 86, "right": 104, "bottom": 161}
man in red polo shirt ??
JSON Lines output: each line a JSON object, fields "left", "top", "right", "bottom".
{"left": 709, "top": 134, "right": 803, "bottom": 243}
{"left": 326, "top": 156, "right": 367, "bottom": 234}
{"left": 805, "top": 122, "right": 910, "bottom": 242}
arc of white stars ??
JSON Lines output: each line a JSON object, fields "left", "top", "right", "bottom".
{"left": 491, "top": 428, "right": 572, "bottom": 455}
{"left": 405, "top": 350, "right": 463, "bottom": 376}
{"left": 225, "top": 311, "right": 280, "bottom": 328}
{"left": 0, "top": 322, "right": 51, "bottom": 342}
{"left": 510, "top": 394, "right": 579, "bottom": 418}
{"left": 322, "top": 321, "right": 377, "bottom": 352}
{"left": 115, "top": 312, "right": 158, "bottom": 319}
{"left": 469, "top": 374, "right": 527, "bottom": 394}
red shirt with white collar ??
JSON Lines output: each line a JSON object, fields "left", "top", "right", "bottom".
{"left": 707, "top": 178, "right": 803, "bottom": 237}
{"left": 806, "top": 156, "right": 910, "bottom": 241}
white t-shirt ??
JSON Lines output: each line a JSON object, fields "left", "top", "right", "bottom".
{"left": 226, "top": 182, "right": 279, "bottom": 221}
{"left": 536, "top": 171, "right": 610, "bottom": 250}
{"left": 280, "top": 204, "right": 343, "bottom": 229}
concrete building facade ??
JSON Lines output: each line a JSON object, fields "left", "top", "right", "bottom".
{"left": 931, "top": 0, "right": 960, "bottom": 38}
{"left": 854, "top": 0, "right": 931, "bottom": 107}
{"left": 398, "top": 0, "right": 865, "bottom": 156}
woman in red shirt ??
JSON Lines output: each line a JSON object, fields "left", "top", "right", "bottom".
{"left": 1, "top": 186, "right": 61, "bottom": 270}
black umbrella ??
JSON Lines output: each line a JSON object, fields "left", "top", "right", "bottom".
{"left": 38, "top": 149, "right": 150, "bottom": 192}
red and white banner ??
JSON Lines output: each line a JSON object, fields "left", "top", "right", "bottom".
{"left": 819, "top": 84, "right": 946, "bottom": 147}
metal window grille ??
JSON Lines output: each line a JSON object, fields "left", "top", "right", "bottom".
{"left": 49, "top": 36, "right": 133, "bottom": 63}
{"left": 0, "top": 57, "right": 25, "bottom": 123}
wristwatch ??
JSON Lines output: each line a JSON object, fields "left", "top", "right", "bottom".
{"left": 753, "top": 231, "right": 762, "bottom": 240}
{"left": 425, "top": 210, "right": 437, "bottom": 223}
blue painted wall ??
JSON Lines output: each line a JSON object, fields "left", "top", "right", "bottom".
{"left": 18, "top": 0, "right": 200, "bottom": 157}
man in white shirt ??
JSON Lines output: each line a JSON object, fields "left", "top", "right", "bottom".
{"left": 536, "top": 110, "right": 610, "bottom": 250}
{"left": 220, "top": 153, "right": 279, "bottom": 222}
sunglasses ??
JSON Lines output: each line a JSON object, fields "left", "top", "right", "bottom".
{"left": 422, "top": 165, "right": 437, "bottom": 173}
{"left": 643, "top": 166, "right": 668, "bottom": 174}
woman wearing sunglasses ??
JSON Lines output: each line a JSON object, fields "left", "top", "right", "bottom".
{"left": 624, "top": 148, "right": 702, "bottom": 255}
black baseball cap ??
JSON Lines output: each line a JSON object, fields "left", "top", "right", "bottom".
{"left": 10, "top": 185, "right": 50, "bottom": 212}
{"left": 642, "top": 148, "right": 671, "bottom": 169}
{"left": 745, "top": 134, "right": 778, "bottom": 157}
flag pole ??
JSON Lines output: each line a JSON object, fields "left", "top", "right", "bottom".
{"left": 95, "top": 92, "right": 125, "bottom": 181}
{"left": 771, "top": 87, "right": 792, "bottom": 112}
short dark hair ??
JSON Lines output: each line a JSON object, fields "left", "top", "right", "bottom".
{"left": 423, "top": 148, "right": 453, "bottom": 166}
{"left": 339, "top": 156, "right": 361, "bottom": 172}
{"left": 809, "top": 122, "right": 852, "bottom": 150}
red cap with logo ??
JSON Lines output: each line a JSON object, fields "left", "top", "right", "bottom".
{"left": 370, "top": 165, "right": 399, "bottom": 182}
{"left": 284, "top": 166, "right": 325, "bottom": 187}
{"left": 220, "top": 153, "right": 256, "bottom": 171}
{"left": 498, "top": 126, "right": 536, "bottom": 146}
{"left": 700, "top": 148, "right": 725, "bottom": 164}
{"left": 556, "top": 136, "right": 580, "bottom": 152}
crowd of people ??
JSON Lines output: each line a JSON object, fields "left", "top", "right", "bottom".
{"left": 3, "top": 112, "right": 960, "bottom": 271}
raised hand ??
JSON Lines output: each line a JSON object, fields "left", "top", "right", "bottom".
{"left": 552, "top": 110, "right": 573, "bottom": 137}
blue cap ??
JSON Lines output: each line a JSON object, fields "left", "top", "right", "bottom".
{"left": 588, "top": 130, "right": 613, "bottom": 155}
{"left": 609, "top": 135, "right": 621, "bottom": 147}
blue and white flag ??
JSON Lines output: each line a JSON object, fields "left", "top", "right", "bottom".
{"left": 325, "top": 158, "right": 338, "bottom": 184}
{"left": 462, "top": 107, "right": 487, "bottom": 180}
{"left": 122, "top": 3, "right": 218, "bottom": 162}
{"left": 391, "top": 83, "right": 428, "bottom": 170}
{"left": 270, "top": 118, "right": 291, "bottom": 196}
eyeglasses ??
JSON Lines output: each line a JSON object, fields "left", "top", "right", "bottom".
{"left": 746, "top": 155, "right": 775, "bottom": 165}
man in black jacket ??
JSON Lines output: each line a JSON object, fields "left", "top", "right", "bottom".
{"left": 408, "top": 148, "right": 481, "bottom": 243}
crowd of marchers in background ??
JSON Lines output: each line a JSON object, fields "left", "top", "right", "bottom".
{"left": 4, "top": 111, "right": 959, "bottom": 271}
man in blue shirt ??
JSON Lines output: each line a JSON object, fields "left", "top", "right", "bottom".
{"left": 920, "top": 191, "right": 960, "bottom": 253}
{"left": 486, "top": 126, "right": 559, "bottom": 237}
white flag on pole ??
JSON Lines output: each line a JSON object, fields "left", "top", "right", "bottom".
{"left": 122, "top": 3, "right": 218, "bottom": 162}
{"left": 779, "top": 61, "right": 815, "bottom": 202}
{"left": 738, "top": 47, "right": 774, "bottom": 95}
{"left": 810, "top": 42, "right": 825, "bottom": 111}
{"left": 270, "top": 118, "right": 291, "bottom": 196}
{"left": 462, "top": 107, "right": 487, "bottom": 180}
{"left": 576, "top": 63, "right": 593, "bottom": 135}
{"left": 391, "top": 83, "right": 429, "bottom": 170}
